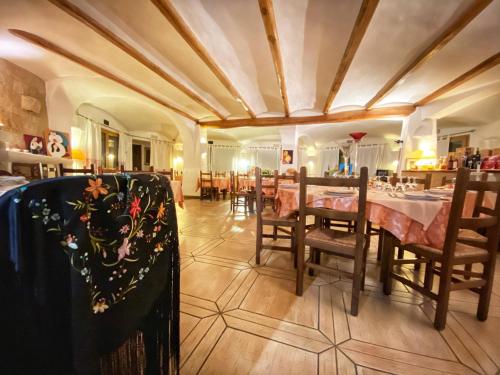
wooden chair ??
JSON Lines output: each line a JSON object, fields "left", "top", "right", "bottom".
{"left": 200, "top": 171, "right": 214, "bottom": 201}
{"left": 230, "top": 171, "right": 250, "bottom": 213}
{"left": 390, "top": 172, "right": 432, "bottom": 262}
{"left": 381, "top": 168, "right": 500, "bottom": 330}
{"left": 59, "top": 163, "right": 95, "bottom": 176}
{"left": 390, "top": 173, "right": 432, "bottom": 190}
{"left": 296, "top": 166, "right": 369, "bottom": 316}
{"left": 120, "top": 165, "right": 154, "bottom": 173}
{"left": 441, "top": 176, "right": 453, "bottom": 186}
{"left": 157, "top": 168, "right": 174, "bottom": 179}
{"left": 97, "top": 166, "right": 119, "bottom": 174}
{"left": 215, "top": 171, "right": 229, "bottom": 199}
{"left": 255, "top": 167, "right": 297, "bottom": 265}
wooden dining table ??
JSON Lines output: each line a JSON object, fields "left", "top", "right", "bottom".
{"left": 275, "top": 184, "right": 493, "bottom": 250}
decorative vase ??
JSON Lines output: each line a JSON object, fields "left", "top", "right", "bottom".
{"left": 349, "top": 132, "right": 367, "bottom": 176}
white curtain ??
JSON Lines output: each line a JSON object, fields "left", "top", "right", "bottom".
{"left": 118, "top": 133, "right": 132, "bottom": 170}
{"left": 355, "top": 144, "right": 398, "bottom": 175}
{"left": 210, "top": 146, "right": 240, "bottom": 171}
{"left": 74, "top": 116, "right": 101, "bottom": 167}
{"left": 254, "top": 148, "right": 279, "bottom": 170}
{"left": 319, "top": 147, "right": 339, "bottom": 174}
{"left": 151, "top": 138, "right": 170, "bottom": 170}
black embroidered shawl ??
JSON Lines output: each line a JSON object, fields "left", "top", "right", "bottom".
{"left": 0, "top": 174, "right": 179, "bottom": 374}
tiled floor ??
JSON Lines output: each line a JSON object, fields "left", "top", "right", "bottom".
{"left": 177, "top": 199, "right": 500, "bottom": 375}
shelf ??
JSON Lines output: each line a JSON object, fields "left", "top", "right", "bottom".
{"left": 0, "top": 149, "right": 74, "bottom": 165}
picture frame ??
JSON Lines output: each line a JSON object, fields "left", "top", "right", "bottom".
{"left": 281, "top": 149, "right": 293, "bottom": 165}
{"left": 45, "top": 129, "right": 71, "bottom": 158}
{"left": 23, "top": 134, "right": 46, "bottom": 155}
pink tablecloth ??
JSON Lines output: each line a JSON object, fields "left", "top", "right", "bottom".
{"left": 275, "top": 185, "right": 494, "bottom": 250}
{"left": 170, "top": 180, "right": 184, "bottom": 208}
{"left": 197, "top": 177, "right": 230, "bottom": 191}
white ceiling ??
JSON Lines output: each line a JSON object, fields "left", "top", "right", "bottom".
{"left": 0, "top": 0, "right": 499, "bottom": 139}
{"left": 208, "top": 119, "right": 402, "bottom": 145}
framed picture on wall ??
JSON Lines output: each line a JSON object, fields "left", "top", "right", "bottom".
{"left": 281, "top": 149, "right": 293, "bottom": 165}
{"left": 23, "top": 134, "right": 46, "bottom": 155}
{"left": 45, "top": 129, "right": 71, "bottom": 158}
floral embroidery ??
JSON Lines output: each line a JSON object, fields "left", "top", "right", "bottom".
{"left": 85, "top": 178, "right": 108, "bottom": 199}
{"left": 130, "top": 196, "right": 141, "bottom": 219}
{"left": 117, "top": 238, "right": 131, "bottom": 261}
{"left": 30, "top": 174, "right": 177, "bottom": 314}
{"left": 157, "top": 202, "right": 166, "bottom": 220}
{"left": 119, "top": 224, "right": 130, "bottom": 234}
{"left": 93, "top": 298, "right": 109, "bottom": 314}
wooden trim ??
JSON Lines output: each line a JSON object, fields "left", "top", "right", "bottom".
{"left": 258, "top": 0, "right": 289, "bottom": 116}
{"left": 9, "top": 29, "right": 197, "bottom": 121}
{"left": 200, "top": 105, "right": 415, "bottom": 128}
{"left": 48, "top": 0, "right": 225, "bottom": 119}
{"left": 416, "top": 52, "right": 500, "bottom": 106}
{"left": 323, "top": 0, "right": 379, "bottom": 113}
{"left": 365, "top": 0, "right": 493, "bottom": 109}
{"left": 151, "top": 0, "right": 256, "bottom": 118}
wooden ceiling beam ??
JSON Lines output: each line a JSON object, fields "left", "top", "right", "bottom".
{"left": 258, "top": 0, "right": 289, "bottom": 116}
{"left": 48, "top": 0, "right": 225, "bottom": 119}
{"left": 9, "top": 29, "right": 197, "bottom": 121}
{"left": 151, "top": 0, "right": 256, "bottom": 118}
{"left": 200, "top": 105, "right": 415, "bottom": 128}
{"left": 416, "top": 52, "right": 500, "bottom": 106}
{"left": 365, "top": 0, "right": 493, "bottom": 109}
{"left": 323, "top": 0, "right": 379, "bottom": 114}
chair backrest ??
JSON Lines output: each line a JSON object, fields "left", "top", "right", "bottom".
{"left": 215, "top": 171, "right": 227, "bottom": 177}
{"left": 255, "top": 167, "right": 268, "bottom": 217}
{"left": 390, "top": 173, "right": 431, "bottom": 190}
{"left": 157, "top": 168, "right": 174, "bottom": 179}
{"left": 281, "top": 171, "right": 299, "bottom": 183}
{"left": 442, "top": 168, "right": 500, "bottom": 259}
{"left": 59, "top": 163, "right": 95, "bottom": 176}
{"left": 298, "top": 166, "right": 368, "bottom": 242}
{"left": 261, "top": 169, "right": 278, "bottom": 196}
{"left": 120, "top": 165, "right": 154, "bottom": 173}
{"left": 200, "top": 171, "right": 213, "bottom": 189}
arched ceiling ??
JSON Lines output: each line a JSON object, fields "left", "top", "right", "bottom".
{"left": 0, "top": 0, "right": 499, "bottom": 131}
{"left": 208, "top": 119, "right": 401, "bottom": 145}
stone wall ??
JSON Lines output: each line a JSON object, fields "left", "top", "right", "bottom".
{"left": 0, "top": 58, "right": 48, "bottom": 149}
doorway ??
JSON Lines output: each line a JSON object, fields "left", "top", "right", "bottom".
{"left": 132, "top": 144, "right": 142, "bottom": 171}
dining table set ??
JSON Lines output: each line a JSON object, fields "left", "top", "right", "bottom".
{"left": 275, "top": 179, "right": 493, "bottom": 251}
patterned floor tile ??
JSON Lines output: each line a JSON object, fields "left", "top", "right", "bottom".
{"left": 175, "top": 199, "right": 500, "bottom": 375}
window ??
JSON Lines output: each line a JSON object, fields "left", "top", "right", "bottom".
{"left": 101, "top": 129, "right": 119, "bottom": 168}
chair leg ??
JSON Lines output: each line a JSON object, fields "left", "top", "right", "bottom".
{"left": 291, "top": 227, "right": 297, "bottom": 268}
{"left": 424, "top": 261, "right": 434, "bottom": 291}
{"left": 464, "top": 264, "right": 472, "bottom": 280}
{"left": 308, "top": 248, "right": 316, "bottom": 277}
{"left": 434, "top": 265, "right": 453, "bottom": 330}
{"left": 256, "top": 220, "right": 263, "bottom": 265}
{"left": 295, "top": 233, "right": 305, "bottom": 296}
{"left": 477, "top": 260, "right": 495, "bottom": 321}
{"left": 415, "top": 255, "right": 422, "bottom": 270}
{"left": 273, "top": 226, "right": 278, "bottom": 241}
{"left": 376, "top": 231, "right": 383, "bottom": 261}
{"left": 397, "top": 246, "right": 404, "bottom": 259}
{"left": 382, "top": 233, "right": 395, "bottom": 295}
{"left": 351, "top": 254, "right": 364, "bottom": 316}
{"left": 361, "top": 239, "right": 370, "bottom": 291}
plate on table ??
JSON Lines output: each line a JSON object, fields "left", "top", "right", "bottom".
{"left": 323, "top": 189, "right": 355, "bottom": 196}
{"left": 0, "top": 176, "right": 29, "bottom": 186}
{"left": 404, "top": 192, "right": 440, "bottom": 201}
{"left": 427, "top": 188, "right": 454, "bottom": 196}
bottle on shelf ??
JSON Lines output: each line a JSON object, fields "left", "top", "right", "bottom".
{"left": 447, "top": 156, "right": 454, "bottom": 170}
